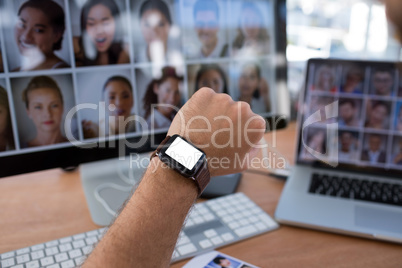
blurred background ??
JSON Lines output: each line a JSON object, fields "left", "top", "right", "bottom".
{"left": 286, "top": 0, "right": 402, "bottom": 119}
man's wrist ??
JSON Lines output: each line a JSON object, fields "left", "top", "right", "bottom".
{"left": 147, "top": 157, "right": 199, "bottom": 199}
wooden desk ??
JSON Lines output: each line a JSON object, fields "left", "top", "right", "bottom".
{"left": 1, "top": 123, "right": 401, "bottom": 267}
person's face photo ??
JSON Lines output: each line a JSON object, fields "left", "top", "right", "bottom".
{"left": 341, "top": 67, "right": 364, "bottom": 94}
{"left": 210, "top": 255, "right": 241, "bottom": 268}
{"left": 365, "top": 101, "right": 390, "bottom": 129}
{"left": 153, "top": 77, "right": 181, "bottom": 117}
{"left": 198, "top": 69, "right": 225, "bottom": 93}
{"left": 15, "top": 7, "right": 61, "bottom": 58}
{"left": 338, "top": 99, "right": 360, "bottom": 127}
{"left": 308, "top": 96, "right": 337, "bottom": 120}
{"left": 217, "top": 257, "right": 231, "bottom": 267}
{"left": 140, "top": 8, "right": 171, "bottom": 46}
{"left": 338, "top": 130, "right": 359, "bottom": 162}
{"left": 361, "top": 134, "right": 387, "bottom": 164}
{"left": 26, "top": 88, "right": 64, "bottom": 134}
{"left": 187, "top": 63, "right": 228, "bottom": 97}
{"left": 104, "top": 80, "right": 134, "bottom": 120}
{"left": 76, "top": 69, "right": 135, "bottom": 138}
{"left": 238, "top": 64, "right": 260, "bottom": 98}
{"left": 372, "top": 70, "right": 394, "bottom": 96}
{"left": 240, "top": 7, "right": 262, "bottom": 41}
{"left": 232, "top": 60, "right": 273, "bottom": 114}
{"left": 313, "top": 65, "right": 336, "bottom": 92}
{"left": 12, "top": 75, "right": 77, "bottom": 148}
{"left": 8, "top": 0, "right": 71, "bottom": 71}
{"left": 340, "top": 132, "right": 353, "bottom": 152}
{"left": 194, "top": 7, "right": 219, "bottom": 50}
{"left": 85, "top": 3, "right": 116, "bottom": 53}
{"left": 368, "top": 135, "right": 382, "bottom": 152}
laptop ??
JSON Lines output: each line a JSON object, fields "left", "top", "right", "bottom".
{"left": 275, "top": 58, "right": 402, "bottom": 243}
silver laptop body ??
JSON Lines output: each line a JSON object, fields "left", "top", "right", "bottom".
{"left": 275, "top": 58, "right": 402, "bottom": 243}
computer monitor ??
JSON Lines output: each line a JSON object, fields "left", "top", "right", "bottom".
{"left": 0, "top": 0, "right": 288, "bottom": 179}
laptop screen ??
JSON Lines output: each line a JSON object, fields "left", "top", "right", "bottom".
{"left": 297, "top": 58, "right": 402, "bottom": 177}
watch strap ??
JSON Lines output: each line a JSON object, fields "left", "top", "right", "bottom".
{"left": 150, "top": 135, "right": 210, "bottom": 197}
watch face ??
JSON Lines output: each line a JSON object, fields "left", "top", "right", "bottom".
{"left": 160, "top": 135, "right": 206, "bottom": 177}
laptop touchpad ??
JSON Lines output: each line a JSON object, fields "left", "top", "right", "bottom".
{"left": 355, "top": 206, "right": 402, "bottom": 233}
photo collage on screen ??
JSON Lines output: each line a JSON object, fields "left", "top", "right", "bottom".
{"left": 300, "top": 61, "right": 402, "bottom": 170}
{"left": 0, "top": 0, "right": 277, "bottom": 156}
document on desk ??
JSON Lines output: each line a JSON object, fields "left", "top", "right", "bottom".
{"left": 183, "top": 250, "right": 259, "bottom": 268}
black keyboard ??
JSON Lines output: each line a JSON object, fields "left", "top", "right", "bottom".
{"left": 308, "top": 173, "right": 402, "bottom": 206}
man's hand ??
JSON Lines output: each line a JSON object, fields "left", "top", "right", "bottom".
{"left": 168, "top": 87, "right": 266, "bottom": 177}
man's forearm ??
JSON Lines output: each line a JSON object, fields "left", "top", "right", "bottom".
{"left": 83, "top": 157, "right": 198, "bottom": 267}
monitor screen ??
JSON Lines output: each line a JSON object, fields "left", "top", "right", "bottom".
{"left": 0, "top": 0, "right": 288, "bottom": 177}
{"left": 297, "top": 58, "right": 402, "bottom": 177}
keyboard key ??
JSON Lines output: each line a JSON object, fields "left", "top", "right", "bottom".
{"left": 68, "top": 249, "right": 82, "bottom": 259}
{"left": 72, "top": 240, "right": 86, "bottom": 249}
{"left": 45, "top": 247, "right": 59, "bottom": 256}
{"left": 216, "top": 210, "right": 228, "bottom": 217}
{"left": 45, "top": 241, "right": 59, "bottom": 248}
{"left": 82, "top": 246, "right": 93, "bottom": 255}
{"left": 16, "top": 253, "right": 30, "bottom": 264}
{"left": 1, "top": 252, "right": 15, "bottom": 259}
{"left": 203, "top": 213, "right": 215, "bottom": 222}
{"left": 85, "top": 237, "right": 98, "bottom": 245}
{"left": 60, "top": 260, "right": 75, "bottom": 268}
{"left": 30, "top": 244, "right": 44, "bottom": 252}
{"left": 211, "top": 236, "right": 224, "bottom": 245}
{"left": 177, "top": 243, "right": 197, "bottom": 255}
{"left": 204, "top": 229, "right": 218, "bottom": 238}
{"left": 86, "top": 230, "right": 99, "bottom": 237}
{"left": 192, "top": 216, "right": 204, "bottom": 224}
{"left": 59, "top": 243, "right": 72, "bottom": 253}
{"left": 199, "top": 239, "right": 213, "bottom": 249}
{"left": 40, "top": 256, "right": 55, "bottom": 266}
{"left": 16, "top": 248, "right": 30, "bottom": 255}
{"left": 30, "top": 250, "right": 44, "bottom": 260}
{"left": 221, "top": 232, "right": 235, "bottom": 242}
{"left": 228, "top": 222, "right": 240, "bottom": 230}
{"left": 255, "top": 222, "right": 268, "bottom": 231}
{"left": 75, "top": 257, "right": 86, "bottom": 267}
{"left": 222, "top": 215, "right": 234, "bottom": 223}
{"left": 176, "top": 236, "right": 190, "bottom": 246}
{"left": 235, "top": 225, "right": 258, "bottom": 237}
{"left": 55, "top": 253, "right": 69, "bottom": 263}
{"left": 25, "top": 260, "right": 40, "bottom": 268}
{"left": 73, "top": 234, "right": 86, "bottom": 241}
{"left": 1, "top": 258, "right": 15, "bottom": 268}
{"left": 59, "top": 237, "right": 72, "bottom": 244}
{"left": 185, "top": 219, "right": 194, "bottom": 227}
{"left": 10, "top": 264, "right": 24, "bottom": 268}
{"left": 239, "top": 219, "right": 250, "bottom": 226}
{"left": 258, "top": 214, "right": 277, "bottom": 227}
{"left": 47, "top": 264, "right": 61, "bottom": 268}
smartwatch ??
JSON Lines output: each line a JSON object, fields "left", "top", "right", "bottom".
{"left": 151, "top": 135, "right": 210, "bottom": 197}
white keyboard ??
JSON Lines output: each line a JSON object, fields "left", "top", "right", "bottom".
{"left": 0, "top": 193, "right": 279, "bottom": 267}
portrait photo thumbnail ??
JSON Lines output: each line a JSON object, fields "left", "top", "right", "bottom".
{"left": 10, "top": 74, "right": 78, "bottom": 148}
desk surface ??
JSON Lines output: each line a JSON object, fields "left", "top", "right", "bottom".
{"left": 1, "top": 123, "right": 401, "bottom": 267}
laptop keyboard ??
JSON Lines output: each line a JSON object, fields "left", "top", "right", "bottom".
{"left": 308, "top": 173, "right": 402, "bottom": 206}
